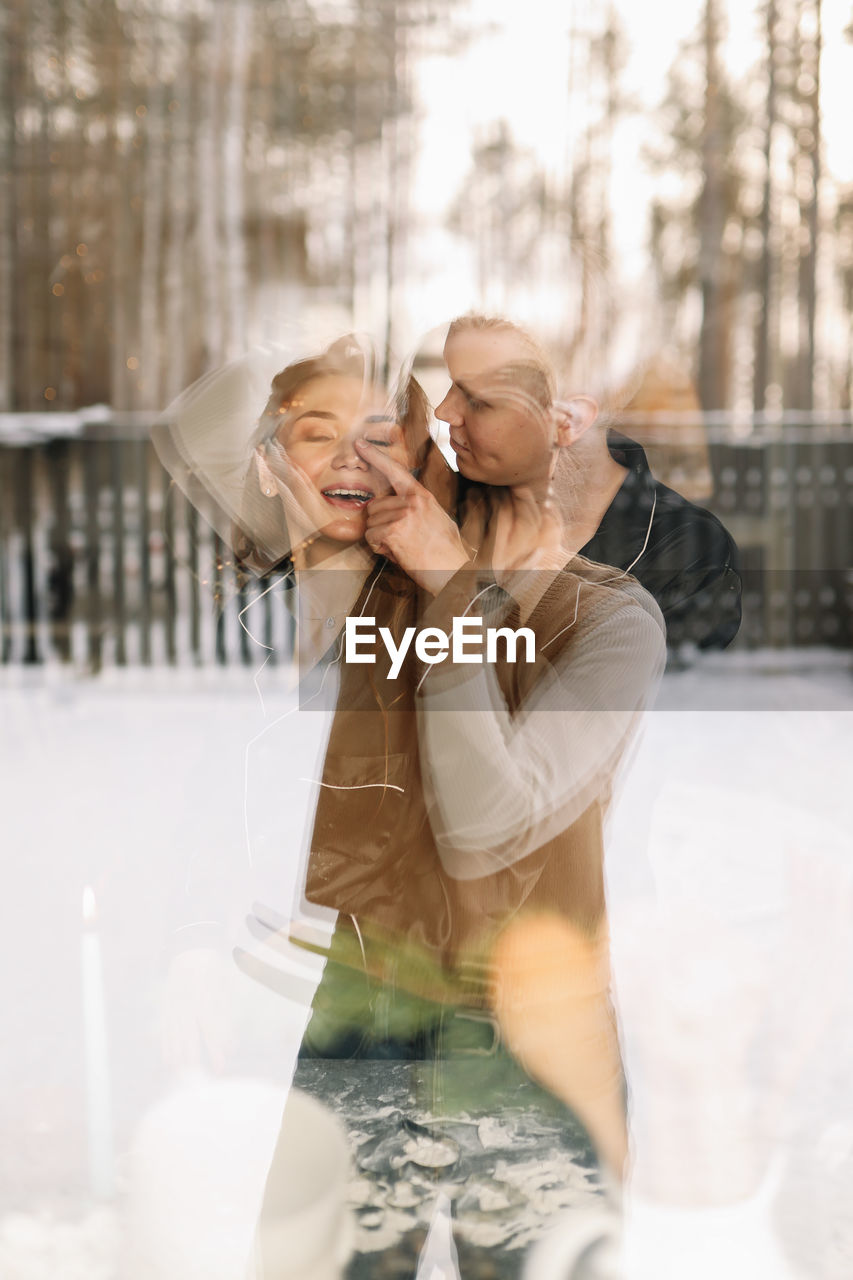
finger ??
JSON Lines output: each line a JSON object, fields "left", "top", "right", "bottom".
{"left": 245, "top": 912, "right": 301, "bottom": 956}
{"left": 364, "top": 501, "right": 410, "bottom": 528}
{"left": 364, "top": 529, "right": 394, "bottom": 560}
{"left": 364, "top": 524, "right": 401, "bottom": 549}
{"left": 262, "top": 449, "right": 332, "bottom": 545}
{"left": 364, "top": 520, "right": 404, "bottom": 557}
{"left": 265, "top": 442, "right": 310, "bottom": 495}
{"left": 265, "top": 444, "right": 329, "bottom": 509}
{"left": 245, "top": 911, "right": 334, "bottom": 966}
{"left": 365, "top": 494, "right": 411, "bottom": 519}
{"left": 364, "top": 515, "right": 409, "bottom": 543}
{"left": 232, "top": 946, "right": 317, "bottom": 1007}
{"left": 282, "top": 465, "right": 330, "bottom": 520}
{"left": 355, "top": 439, "right": 421, "bottom": 496}
{"left": 252, "top": 899, "right": 288, "bottom": 930}
{"left": 255, "top": 907, "right": 335, "bottom": 955}
{"left": 277, "top": 451, "right": 313, "bottom": 489}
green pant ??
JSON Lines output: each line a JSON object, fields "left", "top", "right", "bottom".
{"left": 298, "top": 924, "right": 573, "bottom": 1121}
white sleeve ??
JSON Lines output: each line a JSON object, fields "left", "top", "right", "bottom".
{"left": 416, "top": 598, "right": 664, "bottom": 880}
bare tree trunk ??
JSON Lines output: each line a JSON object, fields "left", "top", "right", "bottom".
{"left": 382, "top": 4, "right": 400, "bottom": 380}
{"left": 164, "top": 17, "right": 190, "bottom": 402}
{"left": 754, "top": 0, "right": 778, "bottom": 412}
{"left": 797, "top": 0, "right": 821, "bottom": 412}
{"left": 222, "top": 0, "right": 250, "bottom": 358}
{"left": 140, "top": 4, "right": 167, "bottom": 408}
{"left": 248, "top": 17, "right": 278, "bottom": 345}
{"left": 697, "top": 0, "right": 728, "bottom": 411}
{"left": 32, "top": 0, "right": 56, "bottom": 411}
{"left": 598, "top": 8, "right": 618, "bottom": 349}
{"left": 56, "top": 0, "right": 77, "bottom": 406}
{"left": 109, "top": 6, "right": 132, "bottom": 411}
{"left": 0, "top": 1, "right": 25, "bottom": 409}
{"left": 194, "top": 4, "right": 224, "bottom": 373}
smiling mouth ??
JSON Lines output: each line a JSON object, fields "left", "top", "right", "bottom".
{"left": 321, "top": 487, "right": 374, "bottom": 510}
{"left": 449, "top": 436, "right": 468, "bottom": 453}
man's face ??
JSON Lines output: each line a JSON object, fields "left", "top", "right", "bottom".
{"left": 434, "top": 329, "right": 554, "bottom": 488}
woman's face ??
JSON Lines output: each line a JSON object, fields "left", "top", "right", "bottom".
{"left": 435, "top": 329, "right": 554, "bottom": 488}
{"left": 273, "top": 374, "right": 411, "bottom": 546}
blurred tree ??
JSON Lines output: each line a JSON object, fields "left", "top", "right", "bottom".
{"left": 696, "top": 0, "right": 731, "bottom": 411}
{"left": 834, "top": 184, "right": 853, "bottom": 409}
{"left": 446, "top": 3, "right": 632, "bottom": 348}
{"left": 563, "top": 3, "right": 632, "bottom": 355}
{"left": 791, "top": 0, "right": 822, "bottom": 411}
{"left": 447, "top": 122, "right": 549, "bottom": 310}
{"left": 752, "top": 0, "right": 779, "bottom": 412}
{"left": 0, "top": 0, "right": 461, "bottom": 413}
{"left": 750, "top": 0, "right": 823, "bottom": 412}
{"left": 646, "top": 0, "right": 747, "bottom": 412}
{"left": 647, "top": 0, "right": 837, "bottom": 414}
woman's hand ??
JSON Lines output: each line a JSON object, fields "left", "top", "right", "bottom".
{"left": 258, "top": 441, "right": 333, "bottom": 556}
{"left": 356, "top": 440, "right": 471, "bottom": 594}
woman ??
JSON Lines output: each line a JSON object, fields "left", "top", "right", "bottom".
{"left": 154, "top": 335, "right": 454, "bottom": 1062}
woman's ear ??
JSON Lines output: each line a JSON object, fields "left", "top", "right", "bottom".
{"left": 552, "top": 396, "right": 599, "bottom": 448}
{"left": 255, "top": 445, "right": 277, "bottom": 497}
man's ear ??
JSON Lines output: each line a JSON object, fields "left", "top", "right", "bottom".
{"left": 255, "top": 445, "right": 277, "bottom": 496}
{"left": 553, "top": 396, "right": 599, "bottom": 447}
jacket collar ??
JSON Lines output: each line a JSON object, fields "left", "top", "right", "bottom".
{"left": 579, "top": 430, "right": 658, "bottom": 566}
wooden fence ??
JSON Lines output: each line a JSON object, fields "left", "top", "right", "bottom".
{"left": 1, "top": 421, "right": 852, "bottom": 667}
{"left": 702, "top": 424, "right": 853, "bottom": 648}
{"left": 0, "top": 428, "right": 296, "bottom": 669}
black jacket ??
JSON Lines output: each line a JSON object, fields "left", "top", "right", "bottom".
{"left": 580, "top": 432, "right": 741, "bottom": 650}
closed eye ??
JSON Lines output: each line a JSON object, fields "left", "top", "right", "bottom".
{"left": 363, "top": 415, "right": 402, "bottom": 448}
{"left": 456, "top": 382, "right": 490, "bottom": 412}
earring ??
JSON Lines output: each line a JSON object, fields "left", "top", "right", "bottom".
{"left": 264, "top": 485, "right": 274, "bottom": 496}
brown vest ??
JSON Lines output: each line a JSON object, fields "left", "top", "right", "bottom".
{"left": 303, "top": 559, "right": 649, "bottom": 1000}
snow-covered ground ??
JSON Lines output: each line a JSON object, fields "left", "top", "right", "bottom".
{"left": 2, "top": 650, "right": 852, "bottom": 1278}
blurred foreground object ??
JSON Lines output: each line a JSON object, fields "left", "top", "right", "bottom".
{"left": 125, "top": 1080, "right": 351, "bottom": 1280}
{"left": 491, "top": 914, "right": 627, "bottom": 1180}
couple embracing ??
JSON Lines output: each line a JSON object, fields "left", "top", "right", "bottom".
{"left": 155, "top": 310, "right": 735, "bottom": 1253}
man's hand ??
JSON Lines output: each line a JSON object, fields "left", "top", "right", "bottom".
{"left": 356, "top": 440, "right": 471, "bottom": 594}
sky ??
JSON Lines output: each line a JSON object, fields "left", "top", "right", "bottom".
{"left": 414, "top": 0, "right": 853, "bottom": 198}
{"left": 398, "top": 0, "right": 853, "bottom": 346}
